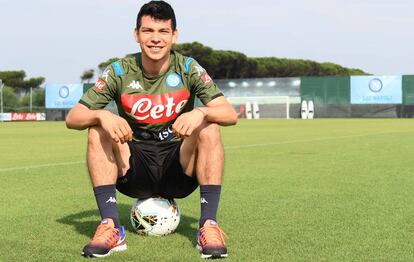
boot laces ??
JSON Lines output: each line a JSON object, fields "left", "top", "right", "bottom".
{"left": 199, "top": 223, "right": 227, "bottom": 246}
{"left": 91, "top": 224, "right": 119, "bottom": 247}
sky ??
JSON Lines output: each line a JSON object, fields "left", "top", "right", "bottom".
{"left": 0, "top": 0, "right": 413, "bottom": 84}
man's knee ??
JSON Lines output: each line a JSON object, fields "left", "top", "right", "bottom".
{"left": 198, "top": 123, "right": 221, "bottom": 145}
{"left": 88, "top": 126, "right": 111, "bottom": 148}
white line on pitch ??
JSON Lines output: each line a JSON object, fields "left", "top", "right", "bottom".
{"left": 0, "top": 160, "right": 86, "bottom": 173}
{"left": 0, "top": 131, "right": 410, "bottom": 172}
{"left": 224, "top": 131, "right": 410, "bottom": 150}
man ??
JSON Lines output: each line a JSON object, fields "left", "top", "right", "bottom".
{"left": 66, "top": 0, "right": 237, "bottom": 259}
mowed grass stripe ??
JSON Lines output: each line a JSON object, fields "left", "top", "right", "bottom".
{"left": 1, "top": 127, "right": 410, "bottom": 172}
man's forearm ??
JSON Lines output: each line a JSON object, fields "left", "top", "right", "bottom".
{"left": 198, "top": 104, "right": 238, "bottom": 126}
{"left": 65, "top": 104, "right": 101, "bottom": 130}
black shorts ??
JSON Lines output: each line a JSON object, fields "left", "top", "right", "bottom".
{"left": 116, "top": 140, "right": 198, "bottom": 199}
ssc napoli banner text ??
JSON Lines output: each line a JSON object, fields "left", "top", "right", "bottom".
{"left": 45, "top": 84, "right": 83, "bottom": 109}
{"left": 350, "top": 76, "right": 402, "bottom": 104}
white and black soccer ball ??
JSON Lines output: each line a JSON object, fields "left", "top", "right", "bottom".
{"left": 130, "top": 197, "right": 180, "bottom": 236}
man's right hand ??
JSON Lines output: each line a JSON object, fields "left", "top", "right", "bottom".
{"left": 97, "top": 110, "right": 133, "bottom": 144}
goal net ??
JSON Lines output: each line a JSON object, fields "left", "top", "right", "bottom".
{"left": 227, "top": 96, "right": 299, "bottom": 119}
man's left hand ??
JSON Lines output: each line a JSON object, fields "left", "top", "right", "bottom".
{"left": 172, "top": 108, "right": 206, "bottom": 138}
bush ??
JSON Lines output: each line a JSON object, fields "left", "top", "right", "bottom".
{"left": 2, "top": 86, "right": 21, "bottom": 112}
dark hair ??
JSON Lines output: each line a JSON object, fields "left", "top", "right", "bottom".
{"left": 136, "top": 1, "right": 176, "bottom": 31}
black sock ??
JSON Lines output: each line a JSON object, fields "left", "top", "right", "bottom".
{"left": 199, "top": 185, "right": 221, "bottom": 228}
{"left": 93, "top": 185, "right": 120, "bottom": 228}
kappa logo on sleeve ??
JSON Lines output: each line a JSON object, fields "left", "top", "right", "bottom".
{"left": 194, "top": 65, "right": 205, "bottom": 76}
{"left": 194, "top": 65, "right": 213, "bottom": 84}
{"left": 101, "top": 68, "right": 110, "bottom": 82}
{"left": 94, "top": 79, "right": 106, "bottom": 91}
{"left": 121, "top": 89, "right": 190, "bottom": 124}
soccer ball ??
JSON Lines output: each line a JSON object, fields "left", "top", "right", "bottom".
{"left": 130, "top": 197, "right": 180, "bottom": 236}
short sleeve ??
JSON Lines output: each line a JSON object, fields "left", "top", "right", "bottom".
{"left": 188, "top": 59, "right": 223, "bottom": 105}
{"left": 79, "top": 64, "right": 119, "bottom": 109}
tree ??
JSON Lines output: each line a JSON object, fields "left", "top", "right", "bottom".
{"left": 2, "top": 86, "right": 21, "bottom": 111}
{"left": 174, "top": 42, "right": 214, "bottom": 61}
{"left": 0, "top": 70, "right": 45, "bottom": 94}
{"left": 98, "top": 58, "right": 120, "bottom": 72}
{"left": 80, "top": 69, "right": 95, "bottom": 83}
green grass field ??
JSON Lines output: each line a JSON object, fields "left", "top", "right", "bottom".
{"left": 2, "top": 119, "right": 414, "bottom": 261}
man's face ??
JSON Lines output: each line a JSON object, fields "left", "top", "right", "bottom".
{"left": 135, "top": 15, "right": 177, "bottom": 62}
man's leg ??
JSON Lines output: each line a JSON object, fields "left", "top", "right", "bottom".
{"left": 82, "top": 126, "right": 130, "bottom": 258}
{"left": 180, "top": 122, "right": 228, "bottom": 259}
{"left": 87, "top": 126, "right": 131, "bottom": 227}
{"left": 181, "top": 122, "right": 223, "bottom": 225}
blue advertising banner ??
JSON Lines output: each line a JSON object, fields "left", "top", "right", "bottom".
{"left": 45, "top": 84, "right": 83, "bottom": 109}
{"left": 351, "top": 76, "right": 402, "bottom": 104}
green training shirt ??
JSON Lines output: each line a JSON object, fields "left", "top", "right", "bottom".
{"left": 80, "top": 51, "right": 223, "bottom": 142}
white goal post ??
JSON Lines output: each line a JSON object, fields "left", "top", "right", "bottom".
{"left": 227, "top": 96, "right": 294, "bottom": 119}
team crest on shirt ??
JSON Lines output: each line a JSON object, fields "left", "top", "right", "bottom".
{"left": 165, "top": 72, "right": 182, "bottom": 88}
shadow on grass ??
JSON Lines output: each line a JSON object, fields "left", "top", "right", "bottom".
{"left": 56, "top": 203, "right": 198, "bottom": 245}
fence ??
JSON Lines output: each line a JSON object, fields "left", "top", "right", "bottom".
{"left": 42, "top": 75, "right": 414, "bottom": 120}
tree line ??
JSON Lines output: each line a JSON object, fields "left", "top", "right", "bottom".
{"left": 0, "top": 41, "right": 368, "bottom": 112}
{"left": 95, "top": 41, "right": 367, "bottom": 79}
{"left": 174, "top": 42, "right": 367, "bottom": 79}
